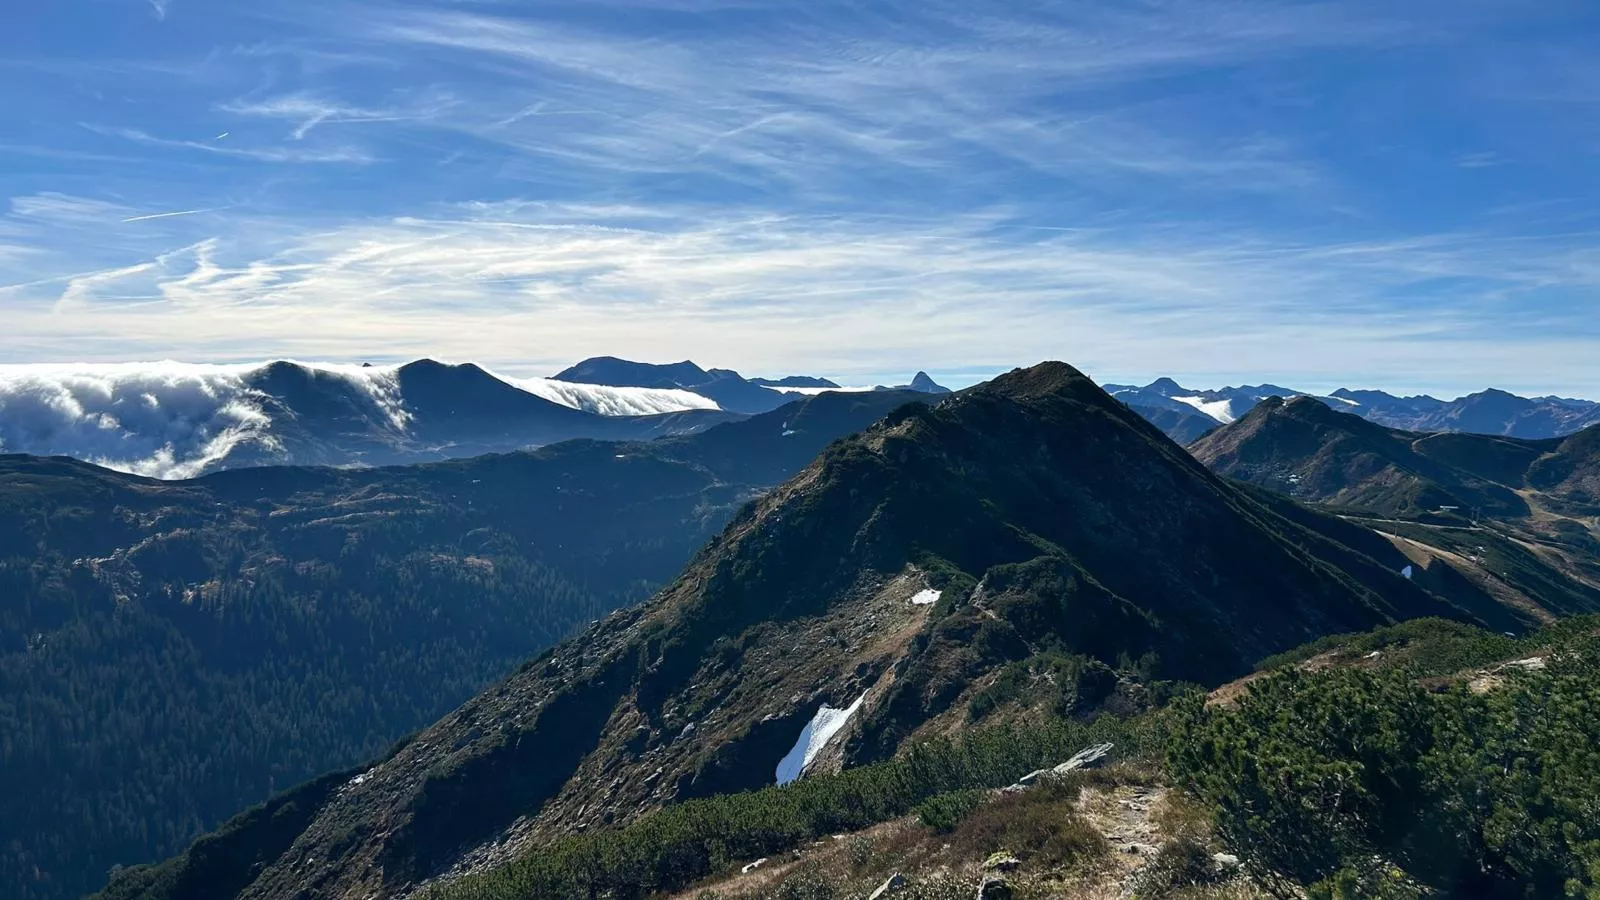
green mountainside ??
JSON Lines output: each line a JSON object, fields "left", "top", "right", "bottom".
{"left": 1188, "top": 396, "right": 1552, "bottom": 518}
{"left": 96, "top": 362, "right": 1532, "bottom": 900}
{"left": 411, "top": 615, "right": 1600, "bottom": 900}
{"left": 0, "top": 390, "right": 922, "bottom": 900}
{"left": 1189, "top": 396, "right": 1600, "bottom": 621}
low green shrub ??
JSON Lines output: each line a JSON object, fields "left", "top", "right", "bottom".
{"left": 915, "top": 789, "right": 988, "bottom": 834}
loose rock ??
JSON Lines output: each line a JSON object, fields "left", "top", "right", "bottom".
{"left": 1015, "top": 768, "right": 1051, "bottom": 787}
{"left": 1052, "top": 742, "right": 1114, "bottom": 776}
{"left": 976, "top": 873, "right": 1014, "bottom": 899}
{"left": 983, "top": 851, "right": 1021, "bottom": 872}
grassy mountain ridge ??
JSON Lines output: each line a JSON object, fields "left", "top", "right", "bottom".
{"left": 98, "top": 362, "right": 1510, "bottom": 900}
{"left": 1188, "top": 396, "right": 1546, "bottom": 518}
{"left": 1190, "top": 395, "right": 1600, "bottom": 623}
{"left": 409, "top": 616, "right": 1600, "bottom": 900}
{"left": 1, "top": 390, "right": 923, "bottom": 900}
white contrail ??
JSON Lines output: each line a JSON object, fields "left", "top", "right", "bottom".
{"left": 121, "top": 207, "right": 221, "bottom": 223}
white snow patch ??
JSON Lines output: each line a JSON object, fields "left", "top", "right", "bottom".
{"left": 1172, "top": 395, "right": 1237, "bottom": 424}
{"left": 775, "top": 692, "right": 867, "bottom": 786}
{"left": 911, "top": 588, "right": 942, "bottom": 606}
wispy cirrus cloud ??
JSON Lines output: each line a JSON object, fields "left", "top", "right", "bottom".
{"left": 5, "top": 197, "right": 1600, "bottom": 394}
{"left": 218, "top": 91, "right": 452, "bottom": 139}
{"left": 85, "top": 125, "right": 376, "bottom": 164}
{"left": 3, "top": 0, "right": 1599, "bottom": 396}
{"left": 11, "top": 193, "right": 135, "bottom": 223}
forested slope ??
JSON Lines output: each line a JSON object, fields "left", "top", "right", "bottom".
{"left": 0, "top": 390, "right": 923, "bottom": 900}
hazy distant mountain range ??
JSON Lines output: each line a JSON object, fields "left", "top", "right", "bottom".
{"left": 0, "top": 358, "right": 949, "bottom": 478}
{"left": 1, "top": 356, "right": 1590, "bottom": 479}
{"left": 1107, "top": 378, "right": 1600, "bottom": 443}
{"left": 553, "top": 356, "right": 950, "bottom": 412}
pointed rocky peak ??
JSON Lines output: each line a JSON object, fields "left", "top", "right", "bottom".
{"left": 908, "top": 371, "right": 951, "bottom": 394}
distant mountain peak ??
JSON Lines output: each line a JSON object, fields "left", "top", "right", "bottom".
{"left": 551, "top": 357, "right": 800, "bottom": 414}
{"left": 750, "top": 375, "right": 841, "bottom": 389}
{"left": 553, "top": 357, "right": 711, "bottom": 388}
{"left": 1144, "top": 377, "right": 1186, "bottom": 394}
{"left": 908, "top": 371, "right": 951, "bottom": 394}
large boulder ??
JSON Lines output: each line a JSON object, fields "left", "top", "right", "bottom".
{"left": 1051, "top": 742, "right": 1114, "bottom": 775}
{"left": 976, "top": 873, "right": 1014, "bottom": 899}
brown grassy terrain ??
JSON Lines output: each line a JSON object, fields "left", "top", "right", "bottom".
{"left": 665, "top": 765, "right": 1266, "bottom": 900}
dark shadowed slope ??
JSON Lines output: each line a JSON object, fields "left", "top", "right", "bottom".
{"left": 1124, "top": 402, "right": 1220, "bottom": 444}
{"left": 100, "top": 362, "right": 1498, "bottom": 900}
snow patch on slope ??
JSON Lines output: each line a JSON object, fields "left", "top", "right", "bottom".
{"left": 775, "top": 692, "right": 867, "bottom": 786}
{"left": 911, "top": 589, "right": 941, "bottom": 605}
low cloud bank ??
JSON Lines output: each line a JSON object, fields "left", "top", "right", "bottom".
{"left": 0, "top": 361, "right": 719, "bottom": 478}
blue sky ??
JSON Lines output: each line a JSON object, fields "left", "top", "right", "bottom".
{"left": 2, "top": 0, "right": 1599, "bottom": 396}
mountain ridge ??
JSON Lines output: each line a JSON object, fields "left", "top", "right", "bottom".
{"left": 2, "top": 389, "right": 930, "bottom": 900}
{"left": 1190, "top": 397, "right": 1600, "bottom": 622}
{"left": 99, "top": 361, "right": 1511, "bottom": 900}
{"left": 0, "top": 360, "right": 737, "bottom": 478}
{"left": 552, "top": 357, "right": 952, "bottom": 410}
{"left": 1109, "top": 377, "right": 1599, "bottom": 442}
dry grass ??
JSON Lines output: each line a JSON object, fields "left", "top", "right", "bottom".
{"left": 665, "top": 764, "right": 1277, "bottom": 900}
{"left": 945, "top": 778, "right": 1103, "bottom": 866}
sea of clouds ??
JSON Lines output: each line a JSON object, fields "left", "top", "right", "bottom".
{"left": 0, "top": 362, "right": 719, "bottom": 479}
{"left": 503, "top": 373, "right": 720, "bottom": 417}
